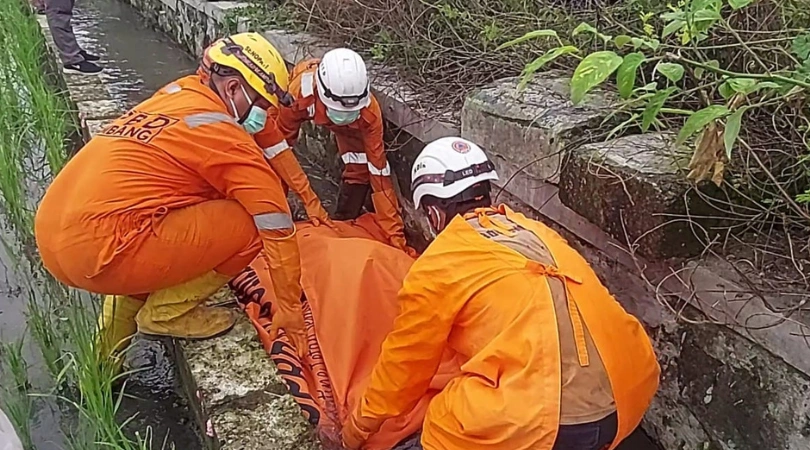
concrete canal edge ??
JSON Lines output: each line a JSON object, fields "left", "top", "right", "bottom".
{"left": 41, "top": 1, "right": 810, "bottom": 449}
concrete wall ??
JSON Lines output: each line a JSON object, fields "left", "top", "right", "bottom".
{"left": 118, "top": 0, "right": 810, "bottom": 448}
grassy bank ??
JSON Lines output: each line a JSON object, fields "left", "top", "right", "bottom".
{"left": 0, "top": 0, "right": 71, "bottom": 232}
{"left": 0, "top": 0, "right": 159, "bottom": 449}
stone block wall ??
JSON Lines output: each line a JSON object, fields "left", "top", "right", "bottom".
{"left": 558, "top": 132, "right": 721, "bottom": 260}
{"left": 118, "top": 0, "right": 810, "bottom": 448}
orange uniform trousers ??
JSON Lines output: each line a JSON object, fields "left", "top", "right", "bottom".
{"left": 37, "top": 199, "right": 261, "bottom": 297}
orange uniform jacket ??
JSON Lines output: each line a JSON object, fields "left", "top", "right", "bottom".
{"left": 199, "top": 65, "right": 329, "bottom": 223}
{"left": 269, "top": 59, "right": 405, "bottom": 246}
{"left": 351, "top": 206, "right": 660, "bottom": 450}
{"left": 36, "top": 75, "right": 303, "bottom": 315}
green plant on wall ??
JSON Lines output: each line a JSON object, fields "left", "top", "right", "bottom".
{"left": 500, "top": 0, "right": 810, "bottom": 192}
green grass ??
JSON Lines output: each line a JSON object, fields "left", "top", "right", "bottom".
{"left": 24, "top": 287, "right": 65, "bottom": 381}
{"left": 0, "top": 339, "right": 35, "bottom": 450}
{"left": 0, "top": 0, "right": 162, "bottom": 449}
{"left": 0, "top": 0, "right": 72, "bottom": 234}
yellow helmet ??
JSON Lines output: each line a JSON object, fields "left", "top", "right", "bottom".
{"left": 204, "top": 32, "right": 292, "bottom": 107}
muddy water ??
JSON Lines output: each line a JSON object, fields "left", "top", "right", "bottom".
{"left": 0, "top": 232, "right": 64, "bottom": 450}
{"left": 72, "top": 0, "right": 197, "bottom": 104}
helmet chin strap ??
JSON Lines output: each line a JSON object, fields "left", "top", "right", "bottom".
{"left": 210, "top": 76, "right": 250, "bottom": 123}
{"left": 425, "top": 205, "right": 447, "bottom": 234}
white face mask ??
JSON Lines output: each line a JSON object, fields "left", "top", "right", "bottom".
{"left": 229, "top": 84, "right": 267, "bottom": 135}
{"left": 326, "top": 108, "right": 360, "bottom": 126}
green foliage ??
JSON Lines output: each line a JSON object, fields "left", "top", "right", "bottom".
{"left": 676, "top": 104, "right": 729, "bottom": 144}
{"left": 572, "top": 22, "right": 612, "bottom": 44}
{"left": 0, "top": 1, "right": 162, "bottom": 449}
{"left": 571, "top": 51, "right": 623, "bottom": 104}
{"left": 723, "top": 107, "right": 747, "bottom": 158}
{"left": 0, "top": 0, "right": 73, "bottom": 232}
{"left": 518, "top": 46, "right": 579, "bottom": 90}
{"left": 654, "top": 62, "right": 684, "bottom": 83}
{"left": 497, "top": 29, "right": 560, "bottom": 50}
{"left": 616, "top": 52, "right": 646, "bottom": 98}
{"left": 642, "top": 86, "right": 676, "bottom": 131}
{"left": 0, "top": 339, "right": 34, "bottom": 449}
{"left": 500, "top": 0, "right": 810, "bottom": 197}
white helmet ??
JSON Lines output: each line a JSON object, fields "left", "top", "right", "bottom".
{"left": 0, "top": 407, "right": 23, "bottom": 450}
{"left": 316, "top": 48, "right": 371, "bottom": 112}
{"left": 411, "top": 137, "right": 499, "bottom": 208}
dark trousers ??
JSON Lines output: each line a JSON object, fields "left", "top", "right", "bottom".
{"left": 553, "top": 412, "right": 618, "bottom": 450}
{"left": 44, "top": 0, "right": 84, "bottom": 65}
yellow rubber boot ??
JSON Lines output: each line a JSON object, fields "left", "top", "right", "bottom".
{"left": 136, "top": 271, "right": 236, "bottom": 339}
{"left": 96, "top": 295, "right": 143, "bottom": 374}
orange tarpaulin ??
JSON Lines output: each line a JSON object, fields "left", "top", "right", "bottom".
{"left": 230, "top": 214, "right": 462, "bottom": 449}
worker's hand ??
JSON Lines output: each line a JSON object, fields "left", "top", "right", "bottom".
{"left": 341, "top": 415, "right": 371, "bottom": 450}
{"left": 389, "top": 235, "right": 419, "bottom": 258}
{"left": 305, "top": 201, "right": 335, "bottom": 229}
{"left": 309, "top": 215, "right": 336, "bottom": 229}
{"left": 269, "top": 305, "right": 308, "bottom": 359}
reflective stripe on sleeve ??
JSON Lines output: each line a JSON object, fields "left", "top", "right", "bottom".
{"left": 253, "top": 212, "right": 294, "bottom": 231}
{"left": 164, "top": 83, "right": 182, "bottom": 94}
{"left": 341, "top": 152, "right": 368, "bottom": 165}
{"left": 263, "top": 140, "right": 289, "bottom": 160}
{"left": 301, "top": 72, "right": 316, "bottom": 118}
{"left": 184, "top": 112, "right": 234, "bottom": 129}
{"left": 368, "top": 161, "right": 391, "bottom": 176}
{"left": 301, "top": 73, "right": 314, "bottom": 98}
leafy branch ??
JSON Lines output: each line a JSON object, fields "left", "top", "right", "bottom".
{"left": 500, "top": 0, "right": 810, "bottom": 191}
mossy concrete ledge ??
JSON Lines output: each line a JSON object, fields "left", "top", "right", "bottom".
{"left": 171, "top": 316, "right": 320, "bottom": 449}
{"left": 116, "top": 0, "right": 810, "bottom": 449}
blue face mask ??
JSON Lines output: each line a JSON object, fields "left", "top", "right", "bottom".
{"left": 326, "top": 108, "right": 360, "bottom": 126}
{"left": 230, "top": 85, "right": 267, "bottom": 135}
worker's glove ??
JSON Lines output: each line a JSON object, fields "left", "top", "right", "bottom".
{"left": 269, "top": 301, "right": 308, "bottom": 359}
{"left": 389, "top": 234, "right": 419, "bottom": 258}
{"left": 341, "top": 414, "right": 372, "bottom": 450}
{"left": 308, "top": 214, "right": 336, "bottom": 229}
{"left": 305, "top": 202, "right": 335, "bottom": 228}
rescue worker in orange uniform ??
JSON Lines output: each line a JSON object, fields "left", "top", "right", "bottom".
{"left": 271, "top": 48, "right": 409, "bottom": 253}
{"left": 342, "top": 137, "right": 661, "bottom": 450}
{"left": 198, "top": 39, "right": 332, "bottom": 227}
{"left": 34, "top": 33, "right": 310, "bottom": 371}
